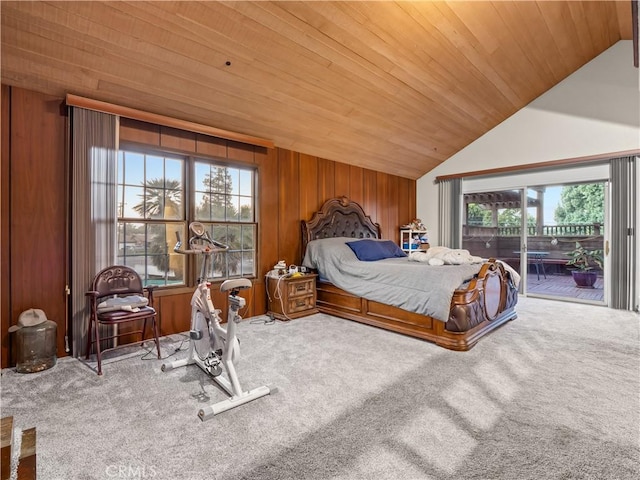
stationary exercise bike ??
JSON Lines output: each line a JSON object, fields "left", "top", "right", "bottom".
{"left": 161, "top": 222, "right": 273, "bottom": 421}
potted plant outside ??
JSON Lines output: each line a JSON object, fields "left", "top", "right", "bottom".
{"left": 565, "top": 242, "right": 603, "bottom": 288}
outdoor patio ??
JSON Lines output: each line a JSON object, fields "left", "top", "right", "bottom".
{"left": 524, "top": 271, "right": 604, "bottom": 303}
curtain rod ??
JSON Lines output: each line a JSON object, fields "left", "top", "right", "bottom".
{"left": 435, "top": 149, "right": 640, "bottom": 182}
{"left": 65, "top": 93, "right": 274, "bottom": 149}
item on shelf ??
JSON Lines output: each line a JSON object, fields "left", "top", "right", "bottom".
{"left": 401, "top": 218, "right": 427, "bottom": 230}
{"left": 273, "top": 260, "right": 287, "bottom": 276}
{"left": 400, "top": 227, "right": 429, "bottom": 253}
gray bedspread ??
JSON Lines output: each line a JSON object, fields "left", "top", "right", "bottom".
{"left": 302, "top": 237, "right": 485, "bottom": 322}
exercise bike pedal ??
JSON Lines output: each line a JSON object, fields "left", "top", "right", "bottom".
{"left": 204, "top": 355, "right": 222, "bottom": 377}
{"left": 190, "top": 329, "right": 203, "bottom": 341}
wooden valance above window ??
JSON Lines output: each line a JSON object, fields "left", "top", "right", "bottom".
{"left": 65, "top": 94, "right": 274, "bottom": 149}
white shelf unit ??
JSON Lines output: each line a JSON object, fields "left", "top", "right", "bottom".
{"left": 400, "top": 229, "right": 428, "bottom": 254}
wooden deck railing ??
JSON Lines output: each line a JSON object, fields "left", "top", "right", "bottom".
{"left": 465, "top": 223, "right": 603, "bottom": 237}
{"left": 462, "top": 226, "right": 604, "bottom": 273}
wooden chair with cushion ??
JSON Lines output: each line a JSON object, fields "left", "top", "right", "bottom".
{"left": 86, "top": 265, "right": 161, "bottom": 375}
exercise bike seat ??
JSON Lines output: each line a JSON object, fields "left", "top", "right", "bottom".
{"left": 220, "top": 278, "right": 252, "bottom": 292}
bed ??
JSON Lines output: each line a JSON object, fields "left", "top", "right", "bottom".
{"left": 301, "top": 196, "right": 519, "bottom": 351}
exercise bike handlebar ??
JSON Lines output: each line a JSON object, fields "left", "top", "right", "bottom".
{"left": 174, "top": 230, "right": 229, "bottom": 255}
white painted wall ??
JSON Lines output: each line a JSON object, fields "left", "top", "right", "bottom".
{"left": 417, "top": 40, "right": 639, "bottom": 309}
{"left": 417, "top": 40, "right": 639, "bottom": 242}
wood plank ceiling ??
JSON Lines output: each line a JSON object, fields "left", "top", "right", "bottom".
{"left": 0, "top": 1, "right": 633, "bottom": 179}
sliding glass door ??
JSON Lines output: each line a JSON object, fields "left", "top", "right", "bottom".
{"left": 462, "top": 182, "right": 607, "bottom": 305}
{"left": 525, "top": 182, "right": 606, "bottom": 303}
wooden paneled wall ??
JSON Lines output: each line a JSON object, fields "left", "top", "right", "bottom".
{"left": 1, "top": 86, "right": 68, "bottom": 368}
{"left": 1, "top": 85, "right": 10, "bottom": 368}
{"left": 1, "top": 85, "right": 416, "bottom": 367}
{"left": 276, "top": 150, "right": 417, "bottom": 263}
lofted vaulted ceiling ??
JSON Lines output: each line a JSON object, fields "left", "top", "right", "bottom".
{"left": 0, "top": 1, "right": 634, "bottom": 179}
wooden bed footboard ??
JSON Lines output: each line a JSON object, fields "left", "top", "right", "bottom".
{"left": 446, "top": 259, "right": 518, "bottom": 332}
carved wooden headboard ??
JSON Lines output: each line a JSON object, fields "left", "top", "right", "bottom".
{"left": 301, "top": 196, "right": 381, "bottom": 257}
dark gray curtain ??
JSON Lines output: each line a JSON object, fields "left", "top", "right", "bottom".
{"left": 438, "top": 178, "right": 461, "bottom": 248}
{"left": 609, "top": 156, "right": 637, "bottom": 310}
{"left": 70, "top": 107, "right": 117, "bottom": 356}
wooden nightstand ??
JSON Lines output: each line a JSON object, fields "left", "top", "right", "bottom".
{"left": 266, "top": 274, "right": 318, "bottom": 320}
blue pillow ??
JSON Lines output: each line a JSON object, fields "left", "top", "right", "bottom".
{"left": 346, "top": 239, "right": 407, "bottom": 261}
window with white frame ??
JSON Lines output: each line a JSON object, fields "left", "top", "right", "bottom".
{"left": 116, "top": 148, "right": 256, "bottom": 286}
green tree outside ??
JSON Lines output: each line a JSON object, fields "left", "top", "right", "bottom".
{"left": 554, "top": 184, "right": 604, "bottom": 225}
{"left": 466, "top": 203, "right": 492, "bottom": 226}
{"left": 196, "top": 166, "right": 238, "bottom": 221}
{"left": 132, "top": 178, "right": 182, "bottom": 278}
{"left": 466, "top": 204, "right": 533, "bottom": 227}
{"left": 195, "top": 166, "right": 251, "bottom": 277}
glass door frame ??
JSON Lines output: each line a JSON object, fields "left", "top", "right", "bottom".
{"left": 521, "top": 182, "right": 609, "bottom": 305}
{"left": 461, "top": 164, "right": 611, "bottom": 306}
